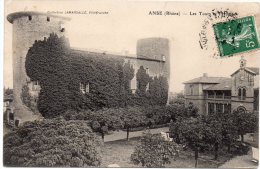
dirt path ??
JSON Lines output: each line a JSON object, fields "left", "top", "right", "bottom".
{"left": 104, "top": 127, "right": 169, "bottom": 142}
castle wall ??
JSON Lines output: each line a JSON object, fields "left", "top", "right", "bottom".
{"left": 8, "top": 12, "right": 171, "bottom": 124}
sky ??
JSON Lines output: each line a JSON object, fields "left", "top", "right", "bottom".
{"left": 4, "top": 0, "right": 260, "bottom": 92}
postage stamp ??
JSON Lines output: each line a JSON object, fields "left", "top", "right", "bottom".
{"left": 213, "top": 16, "right": 260, "bottom": 57}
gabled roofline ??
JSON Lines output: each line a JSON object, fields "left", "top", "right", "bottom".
{"left": 231, "top": 68, "right": 256, "bottom": 76}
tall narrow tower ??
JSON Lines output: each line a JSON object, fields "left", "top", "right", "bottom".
{"left": 7, "top": 11, "right": 71, "bottom": 124}
{"left": 136, "top": 37, "right": 170, "bottom": 79}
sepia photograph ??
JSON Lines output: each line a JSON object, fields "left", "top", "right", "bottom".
{"left": 3, "top": 0, "right": 260, "bottom": 168}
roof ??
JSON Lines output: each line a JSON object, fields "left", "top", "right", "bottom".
{"left": 183, "top": 76, "right": 230, "bottom": 84}
{"left": 203, "top": 79, "right": 232, "bottom": 91}
{"left": 231, "top": 67, "right": 259, "bottom": 76}
{"left": 4, "top": 94, "right": 13, "bottom": 102}
{"left": 7, "top": 11, "right": 71, "bottom": 24}
{"left": 246, "top": 67, "right": 259, "bottom": 75}
{"left": 71, "top": 48, "right": 165, "bottom": 63}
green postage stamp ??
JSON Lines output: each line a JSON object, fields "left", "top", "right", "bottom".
{"left": 213, "top": 16, "right": 260, "bottom": 57}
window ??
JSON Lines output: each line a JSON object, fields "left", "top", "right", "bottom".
{"left": 237, "top": 106, "right": 247, "bottom": 113}
{"left": 9, "top": 112, "right": 14, "bottom": 121}
{"left": 146, "top": 68, "right": 149, "bottom": 74}
{"left": 190, "top": 85, "right": 194, "bottom": 95}
{"left": 60, "top": 23, "right": 65, "bottom": 32}
{"left": 216, "top": 103, "right": 223, "bottom": 113}
{"left": 242, "top": 88, "right": 246, "bottom": 100}
{"left": 28, "top": 15, "right": 32, "bottom": 21}
{"left": 130, "top": 79, "right": 137, "bottom": 94}
{"left": 208, "top": 103, "right": 215, "bottom": 114}
{"left": 32, "top": 81, "right": 39, "bottom": 91}
{"left": 162, "top": 55, "right": 166, "bottom": 61}
{"left": 80, "top": 83, "right": 89, "bottom": 94}
{"left": 15, "top": 119, "right": 19, "bottom": 127}
{"left": 47, "top": 17, "right": 50, "bottom": 22}
{"left": 224, "top": 104, "right": 231, "bottom": 113}
{"left": 238, "top": 87, "right": 246, "bottom": 100}
{"left": 238, "top": 88, "right": 241, "bottom": 98}
{"left": 208, "top": 91, "right": 214, "bottom": 98}
{"left": 249, "top": 76, "right": 254, "bottom": 86}
{"left": 146, "top": 82, "right": 150, "bottom": 91}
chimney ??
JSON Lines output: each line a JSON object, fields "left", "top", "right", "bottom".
{"left": 203, "top": 73, "right": 208, "bottom": 77}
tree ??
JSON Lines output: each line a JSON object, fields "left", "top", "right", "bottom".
{"left": 149, "top": 76, "right": 169, "bottom": 106}
{"left": 232, "top": 110, "right": 257, "bottom": 142}
{"left": 186, "top": 102, "right": 199, "bottom": 118}
{"left": 166, "top": 103, "right": 199, "bottom": 121}
{"left": 121, "top": 107, "right": 148, "bottom": 141}
{"left": 4, "top": 117, "right": 102, "bottom": 167}
{"left": 221, "top": 112, "right": 239, "bottom": 153}
{"left": 88, "top": 108, "right": 124, "bottom": 141}
{"left": 170, "top": 117, "right": 206, "bottom": 167}
{"left": 144, "top": 106, "right": 170, "bottom": 126}
{"left": 169, "top": 93, "right": 185, "bottom": 105}
{"left": 166, "top": 103, "right": 187, "bottom": 121}
{"left": 203, "top": 113, "right": 222, "bottom": 160}
{"left": 4, "top": 87, "right": 13, "bottom": 96}
{"left": 136, "top": 66, "right": 150, "bottom": 96}
{"left": 131, "top": 131, "right": 179, "bottom": 167}
{"left": 169, "top": 117, "right": 185, "bottom": 144}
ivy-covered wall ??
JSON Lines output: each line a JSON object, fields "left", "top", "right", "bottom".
{"left": 25, "top": 33, "right": 168, "bottom": 118}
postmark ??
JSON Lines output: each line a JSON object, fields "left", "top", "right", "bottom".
{"left": 213, "top": 16, "right": 260, "bottom": 57}
{"left": 198, "top": 8, "right": 239, "bottom": 59}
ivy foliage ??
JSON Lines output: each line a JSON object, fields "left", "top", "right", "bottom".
{"left": 21, "top": 85, "right": 37, "bottom": 112}
{"left": 3, "top": 117, "right": 102, "bottom": 167}
{"left": 131, "top": 131, "right": 179, "bottom": 167}
{"left": 25, "top": 34, "right": 168, "bottom": 118}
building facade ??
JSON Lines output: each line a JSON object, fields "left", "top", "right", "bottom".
{"left": 7, "top": 11, "right": 170, "bottom": 125}
{"left": 184, "top": 57, "right": 259, "bottom": 115}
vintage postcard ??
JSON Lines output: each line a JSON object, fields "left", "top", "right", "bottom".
{"left": 3, "top": 0, "right": 260, "bottom": 168}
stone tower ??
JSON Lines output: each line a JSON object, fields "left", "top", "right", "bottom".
{"left": 7, "top": 11, "right": 71, "bottom": 124}
{"left": 231, "top": 57, "right": 255, "bottom": 112}
{"left": 136, "top": 37, "right": 170, "bottom": 79}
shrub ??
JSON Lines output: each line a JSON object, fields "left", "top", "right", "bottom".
{"left": 4, "top": 117, "right": 102, "bottom": 167}
{"left": 131, "top": 131, "right": 179, "bottom": 167}
{"left": 230, "top": 141, "right": 250, "bottom": 155}
{"left": 144, "top": 106, "right": 170, "bottom": 126}
{"left": 121, "top": 106, "right": 148, "bottom": 140}
{"left": 88, "top": 108, "right": 124, "bottom": 141}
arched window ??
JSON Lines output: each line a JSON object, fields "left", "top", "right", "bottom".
{"left": 242, "top": 88, "right": 246, "bottom": 100}
{"left": 238, "top": 87, "right": 246, "bottom": 100}
{"left": 237, "top": 106, "right": 247, "bottom": 113}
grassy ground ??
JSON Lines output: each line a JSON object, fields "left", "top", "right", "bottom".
{"left": 101, "top": 137, "right": 233, "bottom": 168}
